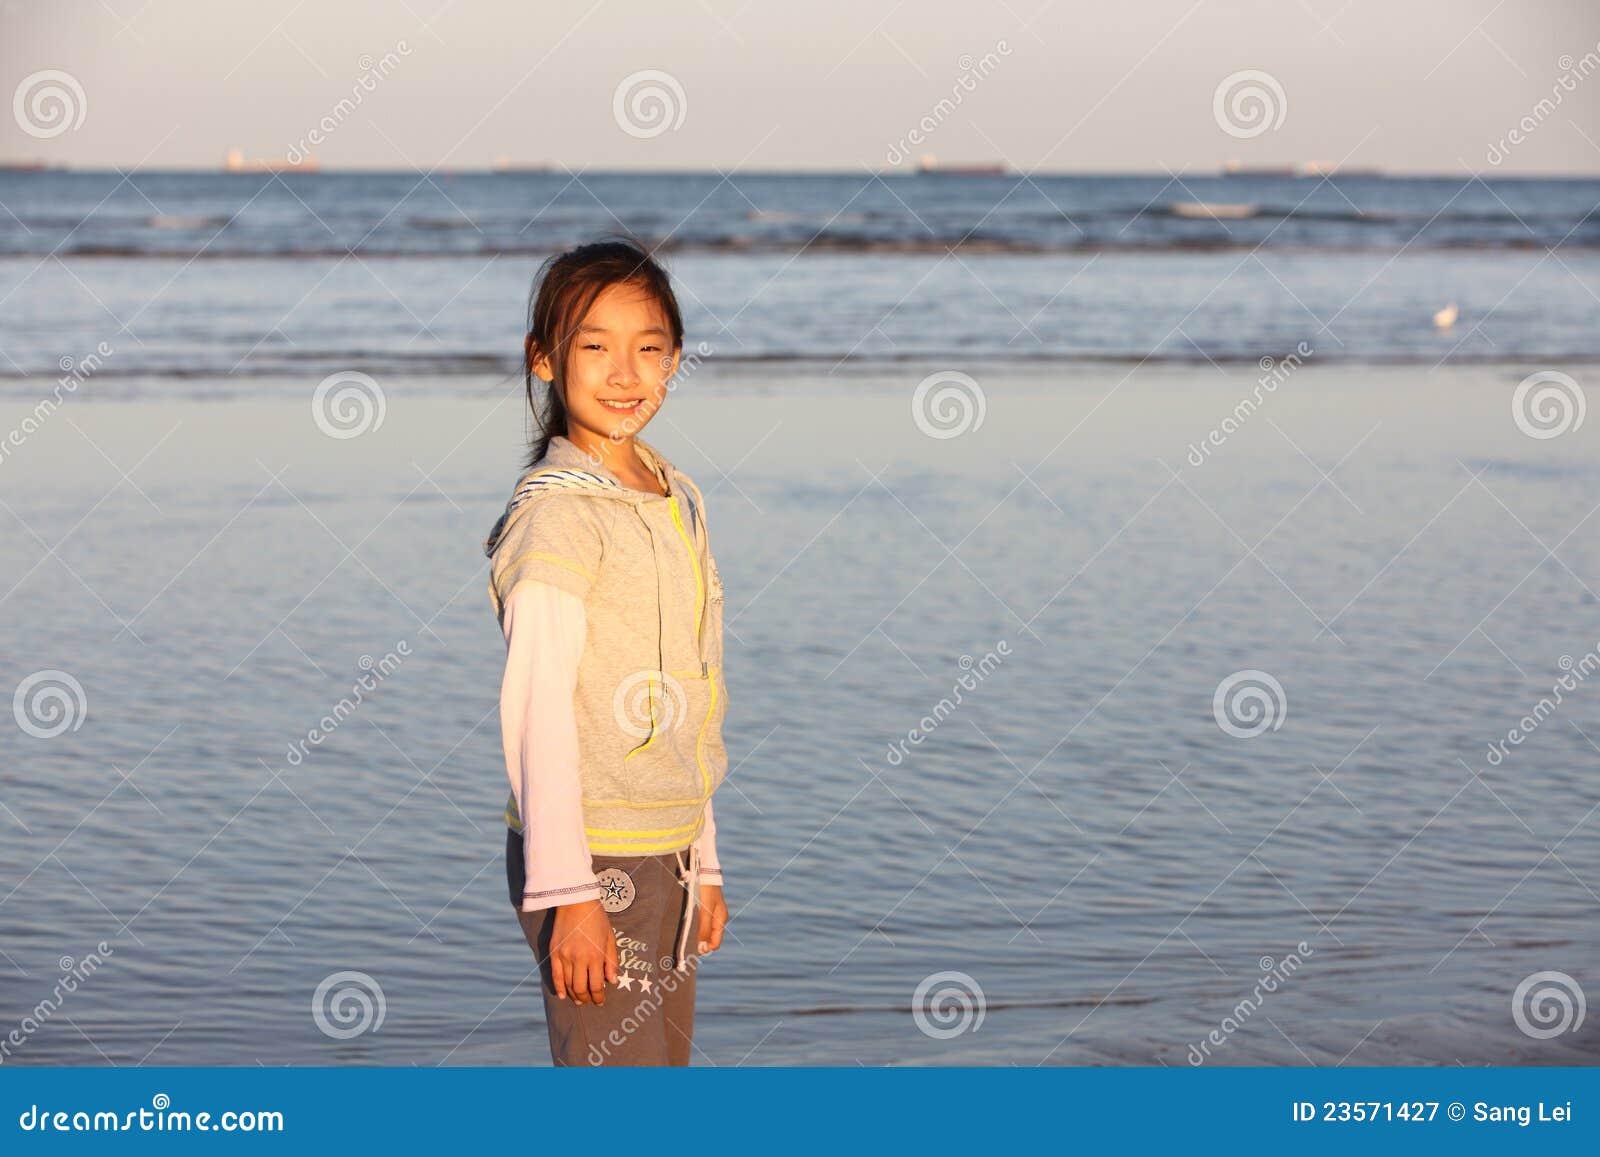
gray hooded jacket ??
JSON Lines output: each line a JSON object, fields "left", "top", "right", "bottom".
{"left": 483, "top": 434, "right": 728, "bottom": 855}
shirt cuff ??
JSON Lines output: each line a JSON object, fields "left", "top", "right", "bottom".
{"left": 520, "top": 879, "right": 603, "bottom": 912}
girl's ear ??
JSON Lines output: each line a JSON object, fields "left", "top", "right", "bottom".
{"left": 526, "top": 334, "right": 556, "bottom": 383}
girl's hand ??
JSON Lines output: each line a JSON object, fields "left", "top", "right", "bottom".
{"left": 697, "top": 884, "right": 728, "bottom": 955}
{"left": 550, "top": 899, "right": 618, "bottom": 1005}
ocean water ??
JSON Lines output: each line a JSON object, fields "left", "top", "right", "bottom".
{"left": 2, "top": 171, "right": 1599, "bottom": 381}
{"left": 1, "top": 169, "right": 1597, "bottom": 1066}
{"left": 1, "top": 362, "right": 1597, "bottom": 1066}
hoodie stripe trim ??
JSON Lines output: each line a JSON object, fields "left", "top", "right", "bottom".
{"left": 584, "top": 819, "right": 702, "bottom": 838}
{"left": 510, "top": 469, "right": 622, "bottom": 504}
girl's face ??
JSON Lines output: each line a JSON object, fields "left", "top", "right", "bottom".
{"left": 534, "top": 279, "right": 680, "bottom": 447}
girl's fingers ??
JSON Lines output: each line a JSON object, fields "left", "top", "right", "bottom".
{"left": 570, "top": 964, "right": 591, "bottom": 1005}
{"left": 586, "top": 960, "right": 608, "bottom": 1005}
{"left": 551, "top": 955, "right": 568, "bottom": 1001}
{"left": 702, "top": 903, "right": 726, "bottom": 953}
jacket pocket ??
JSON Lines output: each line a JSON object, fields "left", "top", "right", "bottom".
{"left": 617, "top": 668, "right": 707, "bottom": 805}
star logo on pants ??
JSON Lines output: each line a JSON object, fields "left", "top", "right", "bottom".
{"left": 616, "top": 972, "right": 636, "bottom": 990}
{"left": 595, "top": 867, "right": 636, "bottom": 913}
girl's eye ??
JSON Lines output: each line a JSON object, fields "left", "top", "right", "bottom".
{"left": 641, "top": 345, "right": 661, "bottom": 353}
{"left": 582, "top": 343, "right": 603, "bottom": 351}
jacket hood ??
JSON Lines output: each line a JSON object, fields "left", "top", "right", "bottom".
{"left": 482, "top": 434, "right": 687, "bottom": 559}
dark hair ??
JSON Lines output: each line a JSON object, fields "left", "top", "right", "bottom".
{"left": 522, "top": 235, "right": 685, "bottom": 468}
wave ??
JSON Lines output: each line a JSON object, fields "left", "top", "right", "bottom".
{"left": 406, "top": 215, "right": 475, "bottom": 230}
{"left": 6, "top": 349, "right": 1599, "bottom": 383}
{"left": 13, "top": 232, "right": 1593, "bottom": 259}
{"left": 147, "top": 213, "right": 234, "bottom": 230}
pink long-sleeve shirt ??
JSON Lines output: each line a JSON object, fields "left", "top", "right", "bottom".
{"left": 499, "top": 579, "right": 722, "bottom": 912}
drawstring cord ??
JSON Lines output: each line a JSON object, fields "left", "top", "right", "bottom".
{"left": 674, "top": 840, "right": 701, "bottom": 972}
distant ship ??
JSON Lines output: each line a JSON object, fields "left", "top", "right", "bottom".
{"left": 224, "top": 147, "right": 319, "bottom": 173}
{"left": 491, "top": 157, "right": 554, "bottom": 173}
{"left": 1222, "top": 159, "right": 1384, "bottom": 178}
{"left": 916, "top": 154, "right": 1007, "bottom": 175}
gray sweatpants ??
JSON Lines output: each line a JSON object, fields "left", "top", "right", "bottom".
{"left": 506, "top": 827, "right": 701, "bottom": 1066}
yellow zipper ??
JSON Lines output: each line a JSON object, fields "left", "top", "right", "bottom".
{"left": 669, "top": 495, "right": 704, "bottom": 638}
{"left": 670, "top": 494, "right": 714, "bottom": 798}
{"left": 622, "top": 497, "right": 713, "bottom": 801}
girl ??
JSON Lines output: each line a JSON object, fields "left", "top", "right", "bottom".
{"left": 483, "top": 238, "right": 731, "bottom": 1066}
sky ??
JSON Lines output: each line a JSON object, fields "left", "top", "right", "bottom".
{"left": 3, "top": 0, "right": 1599, "bottom": 174}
